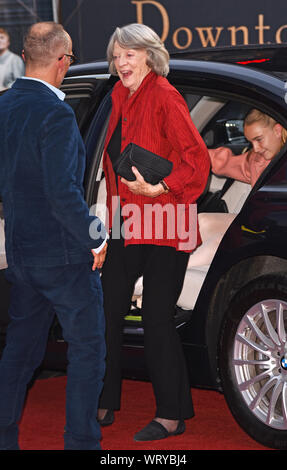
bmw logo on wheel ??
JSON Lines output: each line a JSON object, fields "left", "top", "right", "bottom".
{"left": 280, "top": 356, "right": 287, "bottom": 370}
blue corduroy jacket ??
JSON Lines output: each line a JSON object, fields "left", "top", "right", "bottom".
{"left": 0, "top": 78, "right": 106, "bottom": 267}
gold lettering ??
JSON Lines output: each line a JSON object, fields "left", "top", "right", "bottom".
{"left": 172, "top": 27, "right": 192, "bottom": 49}
{"left": 131, "top": 0, "right": 169, "bottom": 42}
{"left": 276, "top": 24, "right": 287, "bottom": 43}
{"left": 227, "top": 26, "right": 249, "bottom": 46}
{"left": 195, "top": 27, "right": 223, "bottom": 47}
{"left": 131, "top": 4, "right": 287, "bottom": 50}
{"left": 255, "top": 14, "right": 270, "bottom": 44}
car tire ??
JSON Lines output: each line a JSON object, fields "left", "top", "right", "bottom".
{"left": 219, "top": 273, "right": 287, "bottom": 449}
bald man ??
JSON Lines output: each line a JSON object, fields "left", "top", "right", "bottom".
{"left": 0, "top": 22, "right": 107, "bottom": 450}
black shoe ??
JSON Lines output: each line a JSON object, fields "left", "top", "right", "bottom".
{"left": 134, "top": 419, "right": 185, "bottom": 442}
{"left": 97, "top": 409, "right": 114, "bottom": 426}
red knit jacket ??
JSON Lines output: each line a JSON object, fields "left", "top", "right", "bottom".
{"left": 103, "top": 71, "right": 210, "bottom": 252}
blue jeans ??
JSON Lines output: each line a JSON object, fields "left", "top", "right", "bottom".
{"left": 0, "top": 263, "right": 105, "bottom": 450}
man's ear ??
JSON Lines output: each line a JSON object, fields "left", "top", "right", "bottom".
{"left": 55, "top": 56, "right": 68, "bottom": 86}
{"left": 57, "top": 55, "right": 65, "bottom": 70}
{"left": 21, "top": 50, "right": 25, "bottom": 62}
{"left": 56, "top": 56, "right": 67, "bottom": 80}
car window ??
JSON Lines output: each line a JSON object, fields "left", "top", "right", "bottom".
{"left": 62, "top": 76, "right": 112, "bottom": 134}
{"left": 182, "top": 93, "right": 202, "bottom": 112}
{"left": 65, "top": 96, "right": 91, "bottom": 126}
{"left": 65, "top": 97, "right": 85, "bottom": 114}
{"left": 201, "top": 100, "right": 251, "bottom": 153}
{"left": 180, "top": 92, "right": 250, "bottom": 154}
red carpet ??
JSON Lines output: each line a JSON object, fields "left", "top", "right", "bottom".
{"left": 18, "top": 375, "right": 269, "bottom": 451}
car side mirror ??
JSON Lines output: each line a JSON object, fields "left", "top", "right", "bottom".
{"left": 202, "top": 118, "right": 248, "bottom": 152}
{"left": 223, "top": 119, "right": 245, "bottom": 142}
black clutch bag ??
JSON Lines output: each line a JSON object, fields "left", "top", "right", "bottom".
{"left": 114, "top": 143, "right": 173, "bottom": 185}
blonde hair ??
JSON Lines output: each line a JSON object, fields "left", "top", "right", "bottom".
{"left": 107, "top": 23, "right": 169, "bottom": 77}
{"left": 244, "top": 109, "right": 287, "bottom": 146}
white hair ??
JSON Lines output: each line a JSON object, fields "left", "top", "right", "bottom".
{"left": 107, "top": 23, "right": 169, "bottom": 77}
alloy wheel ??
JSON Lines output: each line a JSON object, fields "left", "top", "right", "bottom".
{"left": 233, "top": 299, "right": 287, "bottom": 430}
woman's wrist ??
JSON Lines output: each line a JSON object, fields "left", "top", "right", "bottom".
{"left": 150, "top": 181, "right": 169, "bottom": 198}
{"left": 159, "top": 179, "right": 169, "bottom": 193}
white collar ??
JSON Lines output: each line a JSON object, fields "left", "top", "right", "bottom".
{"left": 21, "top": 76, "right": 66, "bottom": 101}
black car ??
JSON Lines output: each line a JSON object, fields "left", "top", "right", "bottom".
{"left": 1, "top": 44, "right": 287, "bottom": 449}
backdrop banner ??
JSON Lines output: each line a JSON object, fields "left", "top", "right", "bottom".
{"left": 0, "top": 0, "right": 54, "bottom": 55}
{"left": 60, "top": 0, "right": 287, "bottom": 63}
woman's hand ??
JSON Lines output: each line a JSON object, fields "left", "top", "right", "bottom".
{"left": 120, "top": 166, "right": 166, "bottom": 198}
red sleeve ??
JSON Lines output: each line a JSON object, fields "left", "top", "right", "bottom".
{"left": 162, "top": 90, "right": 210, "bottom": 201}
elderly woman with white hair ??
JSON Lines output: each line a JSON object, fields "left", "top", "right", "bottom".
{"left": 97, "top": 23, "right": 210, "bottom": 441}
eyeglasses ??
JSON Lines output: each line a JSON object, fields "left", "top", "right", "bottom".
{"left": 58, "top": 53, "right": 76, "bottom": 65}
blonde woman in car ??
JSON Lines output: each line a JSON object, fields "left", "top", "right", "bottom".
{"left": 188, "top": 109, "right": 287, "bottom": 268}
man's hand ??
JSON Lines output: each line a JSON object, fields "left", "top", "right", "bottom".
{"left": 91, "top": 242, "right": 108, "bottom": 271}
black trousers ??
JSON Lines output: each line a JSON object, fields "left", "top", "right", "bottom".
{"left": 99, "top": 236, "right": 194, "bottom": 420}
